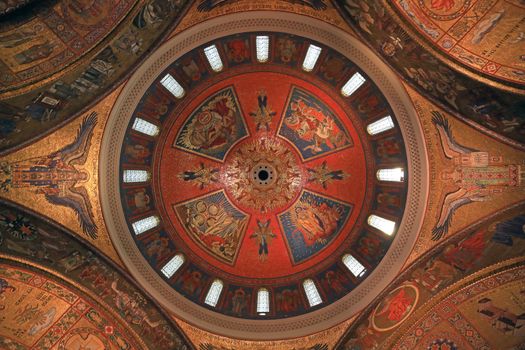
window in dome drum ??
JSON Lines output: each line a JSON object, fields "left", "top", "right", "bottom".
{"left": 160, "top": 74, "right": 185, "bottom": 98}
{"left": 256, "top": 35, "right": 270, "bottom": 63}
{"left": 257, "top": 288, "right": 270, "bottom": 315}
{"left": 302, "top": 44, "right": 322, "bottom": 72}
{"left": 204, "top": 45, "right": 224, "bottom": 72}
{"left": 161, "top": 254, "right": 185, "bottom": 278}
{"left": 377, "top": 168, "right": 405, "bottom": 182}
{"left": 204, "top": 279, "right": 224, "bottom": 307}
{"left": 132, "top": 215, "right": 160, "bottom": 235}
{"left": 367, "top": 116, "right": 394, "bottom": 135}
{"left": 341, "top": 72, "right": 366, "bottom": 97}
{"left": 303, "top": 279, "right": 322, "bottom": 307}
{"left": 368, "top": 215, "right": 396, "bottom": 236}
{"left": 342, "top": 254, "right": 367, "bottom": 277}
{"left": 123, "top": 169, "right": 150, "bottom": 183}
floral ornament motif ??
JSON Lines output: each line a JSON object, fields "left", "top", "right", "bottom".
{"left": 428, "top": 338, "right": 458, "bottom": 350}
{"left": 104, "top": 325, "right": 114, "bottom": 335}
{"left": 224, "top": 137, "right": 303, "bottom": 213}
{"left": 0, "top": 211, "right": 38, "bottom": 241}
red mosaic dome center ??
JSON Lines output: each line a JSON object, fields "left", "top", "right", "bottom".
{"left": 223, "top": 135, "right": 303, "bottom": 214}
{"left": 156, "top": 71, "right": 369, "bottom": 279}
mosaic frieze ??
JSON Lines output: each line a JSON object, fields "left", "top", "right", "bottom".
{"left": 0, "top": 204, "right": 191, "bottom": 349}
{"left": 334, "top": 0, "right": 525, "bottom": 146}
{"left": 338, "top": 205, "right": 525, "bottom": 349}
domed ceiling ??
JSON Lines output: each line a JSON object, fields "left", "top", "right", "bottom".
{"left": 2, "top": 1, "right": 524, "bottom": 348}
{"left": 101, "top": 12, "right": 428, "bottom": 340}
{"left": 118, "top": 32, "right": 409, "bottom": 319}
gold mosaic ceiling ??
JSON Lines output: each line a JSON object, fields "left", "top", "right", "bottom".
{"left": 0, "top": 0, "right": 524, "bottom": 349}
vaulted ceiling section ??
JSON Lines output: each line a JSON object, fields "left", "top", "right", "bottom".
{"left": 0, "top": 0, "right": 524, "bottom": 349}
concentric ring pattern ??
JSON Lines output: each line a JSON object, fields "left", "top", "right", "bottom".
{"left": 118, "top": 32, "right": 409, "bottom": 319}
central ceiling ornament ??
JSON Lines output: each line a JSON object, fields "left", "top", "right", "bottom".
{"left": 224, "top": 136, "right": 303, "bottom": 214}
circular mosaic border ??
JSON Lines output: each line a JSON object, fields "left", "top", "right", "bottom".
{"left": 100, "top": 12, "right": 429, "bottom": 340}
{"left": 121, "top": 38, "right": 404, "bottom": 291}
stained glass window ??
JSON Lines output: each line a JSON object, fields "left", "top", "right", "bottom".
{"left": 256, "top": 35, "right": 270, "bottom": 62}
{"left": 132, "top": 216, "right": 160, "bottom": 235}
{"left": 303, "top": 279, "right": 322, "bottom": 307}
{"left": 257, "top": 288, "right": 270, "bottom": 315}
{"left": 160, "top": 74, "right": 185, "bottom": 98}
{"left": 367, "top": 116, "right": 394, "bottom": 135}
{"left": 132, "top": 118, "right": 160, "bottom": 137}
{"left": 123, "top": 170, "right": 150, "bottom": 183}
{"left": 377, "top": 168, "right": 405, "bottom": 182}
{"left": 204, "top": 279, "right": 224, "bottom": 307}
{"left": 341, "top": 72, "right": 366, "bottom": 97}
{"left": 161, "top": 254, "right": 185, "bottom": 278}
{"left": 342, "top": 254, "right": 367, "bottom": 277}
{"left": 204, "top": 45, "right": 223, "bottom": 72}
{"left": 368, "top": 215, "right": 396, "bottom": 236}
{"left": 302, "top": 44, "right": 322, "bottom": 72}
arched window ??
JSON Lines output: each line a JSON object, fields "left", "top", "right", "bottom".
{"left": 256, "top": 35, "right": 270, "bottom": 63}
{"left": 257, "top": 288, "right": 270, "bottom": 315}
{"left": 123, "top": 169, "right": 150, "bottom": 183}
{"left": 204, "top": 45, "right": 223, "bottom": 72}
{"left": 160, "top": 73, "right": 185, "bottom": 98}
{"left": 376, "top": 168, "right": 405, "bottom": 182}
{"left": 161, "top": 254, "right": 185, "bottom": 278}
{"left": 341, "top": 72, "right": 366, "bottom": 97}
{"left": 132, "top": 117, "right": 160, "bottom": 136}
{"left": 367, "top": 116, "right": 394, "bottom": 135}
{"left": 302, "top": 44, "right": 322, "bottom": 71}
{"left": 204, "top": 279, "right": 224, "bottom": 307}
{"left": 368, "top": 214, "right": 396, "bottom": 236}
{"left": 342, "top": 254, "right": 366, "bottom": 277}
{"left": 303, "top": 279, "right": 322, "bottom": 307}
{"left": 131, "top": 215, "right": 160, "bottom": 235}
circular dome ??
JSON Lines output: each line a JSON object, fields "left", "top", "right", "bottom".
{"left": 101, "top": 13, "right": 428, "bottom": 340}
{"left": 153, "top": 70, "right": 373, "bottom": 286}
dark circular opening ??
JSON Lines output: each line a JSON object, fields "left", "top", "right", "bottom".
{"left": 258, "top": 170, "right": 269, "bottom": 181}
